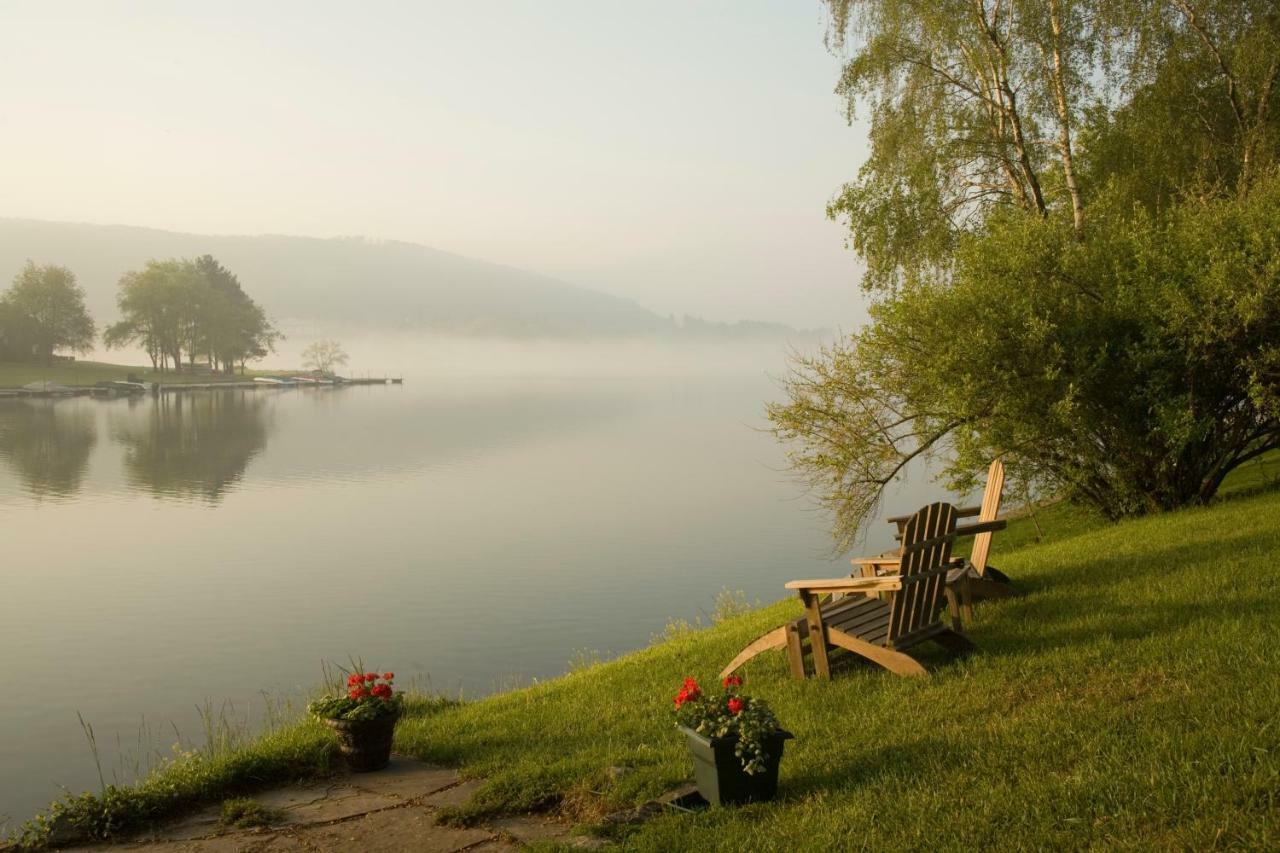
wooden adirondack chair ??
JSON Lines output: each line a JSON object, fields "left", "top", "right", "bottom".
{"left": 860, "top": 459, "right": 1017, "bottom": 622}
{"left": 721, "top": 502, "right": 976, "bottom": 680}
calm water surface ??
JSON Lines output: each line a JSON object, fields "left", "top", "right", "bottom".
{"left": 0, "top": 342, "right": 944, "bottom": 824}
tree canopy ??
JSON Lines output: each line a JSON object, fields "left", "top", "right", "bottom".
{"left": 0, "top": 262, "right": 96, "bottom": 363}
{"left": 773, "top": 1, "right": 1280, "bottom": 545}
{"left": 104, "top": 256, "right": 279, "bottom": 373}
{"left": 824, "top": 0, "right": 1279, "bottom": 290}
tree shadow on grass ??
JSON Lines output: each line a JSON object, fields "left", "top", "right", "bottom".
{"left": 969, "top": 528, "right": 1280, "bottom": 658}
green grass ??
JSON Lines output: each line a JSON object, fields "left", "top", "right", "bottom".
{"left": 0, "top": 359, "right": 284, "bottom": 388}
{"left": 391, "top": 463, "right": 1280, "bottom": 851}
{"left": 11, "top": 458, "right": 1280, "bottom": 850}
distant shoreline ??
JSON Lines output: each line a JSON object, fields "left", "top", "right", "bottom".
{"left": 0, "top": 359, "right": 287, "bottom": 391}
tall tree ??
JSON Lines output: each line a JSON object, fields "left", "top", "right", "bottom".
{"left": 772, "top": 1, "right": 1280, "bottom": 544}
{"left": 0, "top": 262, "right": 96, "bottom": 363}
{"left": 822, "top": 0, "right": 1280, "bottom": 290}
{"left": 104, "top": 260, "right": 194, "bottom": 371}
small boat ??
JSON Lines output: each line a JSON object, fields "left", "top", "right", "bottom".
{"left": 111, "top": 381, "right": 151, "bottom": 394}
{"left": 292, "top": 375, "right": 321, "bottom": 384}
{"left": 254, "top": 376, "right": 284, "bottom": 385}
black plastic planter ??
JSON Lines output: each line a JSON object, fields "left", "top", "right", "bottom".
{"left": 680, "top": 726, "right": 793, "bottom": 806}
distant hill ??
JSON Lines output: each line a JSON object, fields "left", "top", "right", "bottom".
{"left": 0, "top": 219, "right": 677, "bottom": 337}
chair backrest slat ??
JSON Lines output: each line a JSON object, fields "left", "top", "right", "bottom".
{"left": 889, "top": 502, "right": 957, "bottom": 642}
{"left": 968, "top": 459, "right": 1005, "bottom": 576}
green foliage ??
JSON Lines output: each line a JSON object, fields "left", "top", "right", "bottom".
{"left": 0, "top": 262, "right": 95, "bottom": 363}
{"left": 774, "top": 180, "right": 1280, "bottom": 541}
{"left": 308, "top": 669, "right": 401, "bottom": 720}
{"left": 796, "top": 2, "right": 1280, "bottom": 539}
{"left": 823, "top": 0, "right": 1280, "bottom": 290}
{"left": 307, "top": 694, "right": 402, "bottom": 722}
{"left": 104, "top": 256, "right": 278, "bottom": 374}
{"left": 672, "top": 677, "right": 783, "bottom": 775}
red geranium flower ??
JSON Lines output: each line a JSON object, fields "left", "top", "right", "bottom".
{"left": 722, "top": 675, "right": 743, "bottom": 688}
{"left": 365, "top": 673, "right": 378, "bottom": 682}
{"left": 383, "top": 672, "right": 394, "bottom": 680}
{"left": 727, "top": 697, "right": 744, "bottom": 715}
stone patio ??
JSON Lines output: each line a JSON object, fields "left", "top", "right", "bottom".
{"left": 50, "top": 757, "right": 591, "bottom": 852}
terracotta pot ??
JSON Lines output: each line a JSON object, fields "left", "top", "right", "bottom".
{"left": 324, "top": 711, "right": 400, "bottom": 772}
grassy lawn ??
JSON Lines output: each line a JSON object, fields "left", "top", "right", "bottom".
{"left": 11, "top": 458, "right": 1280, "bottom": 849}
{"left": 0, "top": 360, "right": 281, "bottom": 388}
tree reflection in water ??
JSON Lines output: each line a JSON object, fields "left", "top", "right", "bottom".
{"left": 111, "top": 391, "right": 271, "bottom": 502}
{"left": 0, "top": 400, "right": 98, "bottom": 499}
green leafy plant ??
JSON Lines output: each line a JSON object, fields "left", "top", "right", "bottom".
{"left": 307, "top": 670, "right": 401, "bottom": 722}
{"left": 672, "top": 676, "right": 782, "bottom": 775}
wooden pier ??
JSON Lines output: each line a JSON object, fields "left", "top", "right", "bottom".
{"left": 0, "top": 377, "right": 402, "bottom": 399}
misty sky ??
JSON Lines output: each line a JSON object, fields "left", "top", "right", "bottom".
{"left": 1, "top": 1, "right": 871, "bottom": 328}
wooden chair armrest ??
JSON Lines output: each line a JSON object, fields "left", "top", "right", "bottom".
{"left": 849, "top": 556, "right": 901, "bottom": 566}
{"left": 785, "top": 576, "right": 903, "bottom": 595}
{"left": 955, "top": 519, "right": 1007, "bottom": 536}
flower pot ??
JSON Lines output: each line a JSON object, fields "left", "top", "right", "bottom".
{"left": 679, "top": 726, "right": 793, "bottom": 807}
{"left": 324, "top": 712, "right": 400, "bottom": 772}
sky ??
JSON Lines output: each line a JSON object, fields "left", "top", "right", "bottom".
{"left": 0, "top": 1, "right": 871, "bottom": 329}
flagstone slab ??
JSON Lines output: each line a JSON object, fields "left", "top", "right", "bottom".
{"left": 340, "top": 758, "right": 460, "bottom": 800}
{"left": 419, "top": 778, "right": 485, "bottom": 809}
{"left": 290, "top": 807, "right": 498, "bottom": 852}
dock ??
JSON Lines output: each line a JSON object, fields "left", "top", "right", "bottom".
{"left": 0, "top": 377, "right": 403, "bottom": 399}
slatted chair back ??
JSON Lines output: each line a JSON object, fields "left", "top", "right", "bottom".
{"left": 888, "top": 502, "right": 958, "bottom": 645}
{"left": 968, "top": 459, "right": 1005, "bottom": 576}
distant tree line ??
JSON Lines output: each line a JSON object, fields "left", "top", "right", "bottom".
{"left": 0, "top": 256, "right": 278, "bottom": 373}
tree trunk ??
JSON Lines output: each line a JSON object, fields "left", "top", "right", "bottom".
{"left": 1048, "top": 0, "right": 1085, "bottom": 236}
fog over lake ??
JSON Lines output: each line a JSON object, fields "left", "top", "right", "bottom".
{"left": 0, "top": 336, "right": 955, "bottom": 825}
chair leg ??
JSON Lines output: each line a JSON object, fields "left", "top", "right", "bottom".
{"left": 960, "top": 577, "right": 975, "bottom": 624}
{"left": 801, "top": 591, "right": 831, "bottom": 679}
{"left": 785, "top": 620, "right": 807, "bottom": 680}
{"left": 943, "top": 587, "right": 963, "bottom": 631}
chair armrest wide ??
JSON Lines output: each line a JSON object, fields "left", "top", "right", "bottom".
{"left": 785, "top": 576, "right": 903, "bottom": 595}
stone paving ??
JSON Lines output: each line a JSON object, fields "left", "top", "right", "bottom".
{"left": 53, "top": 758, "right": 591, "bottom": 853}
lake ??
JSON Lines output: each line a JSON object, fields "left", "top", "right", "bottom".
{"left": 0, "top": 339, "right": 948, "bottom": 825}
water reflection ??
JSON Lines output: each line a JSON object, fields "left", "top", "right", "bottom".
{"left": 110, "top": 392, "right": 271, "bottom": 501}
{"left": 0, "top": 400, "right": 97, "bottom": 499}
